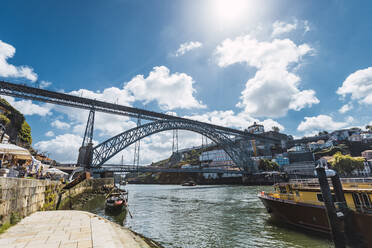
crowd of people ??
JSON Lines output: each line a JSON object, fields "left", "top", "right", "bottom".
{"left": 0, "top": 143, "right": 67, "bottom": 180}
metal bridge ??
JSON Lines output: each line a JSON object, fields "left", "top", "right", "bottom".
{"left": 93, "top": 165, "right": 251, "bottom": 174}
{"left": 0, "top": 80, "right": 282, "bottom": 172}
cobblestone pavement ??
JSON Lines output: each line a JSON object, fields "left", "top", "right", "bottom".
{"left": 0, "top": 210, "right": 152, "bottom": 248}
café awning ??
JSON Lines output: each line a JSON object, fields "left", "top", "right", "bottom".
{"left": 0, "top": 143, "right": 32, "bottom": 160}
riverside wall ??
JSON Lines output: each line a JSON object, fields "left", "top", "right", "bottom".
{"left": 0, "top": 177, "right": 113, "bottom": 225}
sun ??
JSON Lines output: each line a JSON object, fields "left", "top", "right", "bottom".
{"left": 211, "top": 0, "right": 253, "bottom": 26}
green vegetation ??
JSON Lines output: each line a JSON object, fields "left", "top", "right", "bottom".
{"left": 19, "top": 121, "right": 32, "bottom": 145}
{"left": 318, "top": 130, "right": 329, "bottom": 135}
{"left": 272, "top": 126, "right": 280, "bottom": 132}
{"left": 0, "top": 97, "right": 32, "bottom": 146}
{"left": 9, "top": 212, "right": 21, "bottom": 225}
{"left": 0, "top": 114, "right": 10, "bottom": 125}
{"left": 314, "top": 144, "right": 350, "bottom": 159}
{"left": 0, "top": 222, "right": 12, "bottom": 234}
{"left": 258, "top": 159, "right": 279, "bottom": 171}
{"left": 42, "top": 187, "right": 57, "bottom": 211}
{"left": 0, "top": 212, "right": 22, "bottom": 234}
{"left": 330, "top": 152, "right": 365, "bottom": 175}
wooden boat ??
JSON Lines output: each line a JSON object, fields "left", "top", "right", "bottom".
{"left": 258, "top": 178, "right": 372, "bottom": 246}
{"left": 105, "top": 190, "right": 128, "bottom": 211}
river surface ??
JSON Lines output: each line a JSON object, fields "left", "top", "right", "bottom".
{"left": 84, "top": 184, "right": 333, "bottom": 248}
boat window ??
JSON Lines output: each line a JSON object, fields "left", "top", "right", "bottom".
{"left": 288, "top": 185, "right": 293, "bottom": 194}
{"left": 362, "top": 194, "right": 372, "bottom": 208}
{"left": 352, "top": 193, "right": 361, "bottom": 208}
{"left": 317, "top": 194, "right": 324, "bottom": 202}
{"left": 317, "top": 193, "right": 336, "bottom": 202}
{"left": 279, "top": 186, "right": 287, "bottom": 194}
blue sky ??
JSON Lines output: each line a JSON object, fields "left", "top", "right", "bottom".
{"left": 0, "top": 0, "right": 371, "bottom": 163}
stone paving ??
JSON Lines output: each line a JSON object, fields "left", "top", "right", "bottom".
{"left": 0, "top": 210, "right": 152, "bottom": 248}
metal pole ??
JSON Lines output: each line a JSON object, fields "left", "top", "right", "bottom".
{"left": 331, "top": 174, "right": 365, "bottom": 247}
{"left": 316, "top": 166, "right": 346, "bottom": 248}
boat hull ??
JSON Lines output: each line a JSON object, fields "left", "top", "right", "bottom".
{"left": 259, "top": 195, "right": 372, "bottom": 246}
{"left": 259, "top": 195, "right": 330, "bottom": 233}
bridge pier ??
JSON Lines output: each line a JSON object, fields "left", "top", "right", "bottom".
{"left": 77, "top": 143, "right": 94, "bottom": 168}
{"left": 77, "top": 108, "right": 95, "bottom": 169}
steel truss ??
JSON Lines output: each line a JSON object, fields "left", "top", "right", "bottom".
{"left": 92, "top": 119, "right": 254, "bottom": 171}
{"left": 0, "top": 80, "right": 280, "bottom": 144}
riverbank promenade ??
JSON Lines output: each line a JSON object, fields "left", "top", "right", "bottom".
{"left": 0, "top": 210, "right": 154, "bottom": 248}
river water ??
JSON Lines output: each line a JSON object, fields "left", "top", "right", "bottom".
{"left": 85, "top": 184, "right": 333, "bottom": 248}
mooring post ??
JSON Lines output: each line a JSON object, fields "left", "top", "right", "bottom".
{"left": 331, "top": 174, "right": 347, "bottom": 211}
{"left": 331, "top": 173, "right": 366, "bottom": 246}
{"left": 315, "top": 165, "right": 346, "bottom": 248}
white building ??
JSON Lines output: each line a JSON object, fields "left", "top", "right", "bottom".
{"left": 199, "top": 149, "right": 235, "bottom": 167}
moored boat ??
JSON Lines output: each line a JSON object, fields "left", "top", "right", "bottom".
{"left": 119, "top": 180, "right": 127, "bottom": 186}
{"left": 181, "top": 181, "right": 196, "bottom": 186}
{"left": 105, "top": 190, "right": 128, "bottom": 211}
{"left": 258, "top": 178, "right": 372, "bottom": 246}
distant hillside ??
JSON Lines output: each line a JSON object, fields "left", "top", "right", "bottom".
{"left": 0, "top": 98, "right": 32, "bottom": 147}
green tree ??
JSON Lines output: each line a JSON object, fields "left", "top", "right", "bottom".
{"left": 318, "top": 130, "right": 329, "bottom": 135}
{"left": 271, "top": 161, "right": 280, "bottom": 171}
{"left": 258, "top": 159, "right": 270, "bottom": 171}
{"left": 19, "top": 121, "right": 32, "bottom": 145}
{"left": 0, "top": 114, "right": 10, "bottom": 126}
{"left": 366, "top": 125, "right": 372, "bottom": 131}
{"left": 272, "top": 126, "right": 280, "bottom": 132}
{"left": 330, "top": 152, "right": 365, "bottom": 175}
{"left": 259, "top": 159, "right": 280, "bottom": 171}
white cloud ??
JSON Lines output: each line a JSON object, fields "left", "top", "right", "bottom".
{"left": 303, "top": 20, "right": 311, "bottom": 33}
{"left": 297, "top": 115, "right": 350, "bottom": 133}
{"left": 45, "top": 131, "right": 54, "bottom": 137}
{"left": 34, "top": 133, "right": 83, "bottom": 163}
{"left": 337, "top": 67, "right": 372, "bottom": 105}
{"left": 185, "top": 110, "right": 284, "bottom": 132}
{"left": 0, "top": 40, "right": 37, "bottom": 81}
{"left": 289, "top": 90, "right": 319, "bottom": 111}
{"left": 175, "top": 41, "right": 202, "bottom": 56}
{"left": 215, "top": 35, "right": 312, "bottom": 69}
{"left": 51, "top": 120, "right": 71, "bottom": 130}
{"left": 39, "top": 80, "right": 52, "bottom": 89}
{"left": 3, "top": 96, "right": 52, "bottom": 116}
{"left": 69, "top": 86, "right": 135, "bottom": 106}
{"left": 272, "top": 20, "right": 297, "bottom": 37}
{"left": 54, "top": 106, "right": 136, "bottom": 138}
{"left": 124, "top": 66, "right": 206, "bottom": 110}
{"left": 346, "top": 116, "right": 354, "bottom": 123}
{"left": 338, "top": 103, "right": 353, "bottom": 114}
{"left": 215, "top": 34, "right": 318, "bottom": 117}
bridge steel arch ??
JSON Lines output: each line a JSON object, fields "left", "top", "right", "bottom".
{"left": 91, "top": 120, "right": 254, "bottom": 171}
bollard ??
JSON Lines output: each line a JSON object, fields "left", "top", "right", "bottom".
{"left": 316, "top": 165, "right": 346, "bottom": 248}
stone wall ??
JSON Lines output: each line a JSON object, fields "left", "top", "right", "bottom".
{"left": 0, "top": 178, "right": 61, "bottom": 225}
{"left": 0, "top": 177, "right": 113, "bottom": 225}
{"left": 59, "top": 178, "right": 113, "bottom": 205}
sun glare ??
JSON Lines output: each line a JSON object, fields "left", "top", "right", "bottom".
{"left": 211, "top": 0, "right": 252, "bottom": 25}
